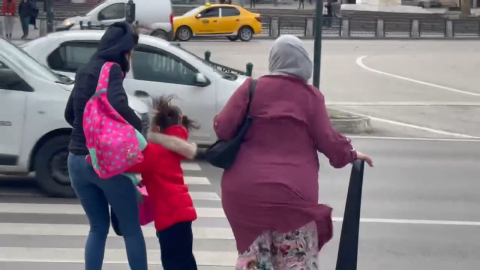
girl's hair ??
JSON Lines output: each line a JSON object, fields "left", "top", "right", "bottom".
{"left": 152, "top": 96, "right": 200, "bottom": 132}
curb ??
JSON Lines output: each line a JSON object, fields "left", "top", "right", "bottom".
{"left": 328, "top": 108, "right": 372, "bottom": 134}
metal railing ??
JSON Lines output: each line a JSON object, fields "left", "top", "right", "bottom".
{"left": 258, "top": 16, "right": 480, "bottom": 39}
{"left": 8, "top": 15, "right": 480, "bottom": 40}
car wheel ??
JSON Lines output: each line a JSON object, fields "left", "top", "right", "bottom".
{"left": 176, "top": 26, "right": 192, "bottom": 42}
{"left": 238, "top": 26, "right": 253, "bottom": 42}
{"left": 227, "top": 36, "right": 238, "bottom": 41}
{"left": 151, "top": 29, "right": 168, "bottom": 40}
{"left": 35, "top": 135, "right": 76, "bottom": 198}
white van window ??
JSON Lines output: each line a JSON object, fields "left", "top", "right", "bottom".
{"left": 47, "top": 42, "right": 98, "bottom": 73}
{"left": 0, "top": 60, "right": 33, "bottom": 92}
{"left": 132, "top": 48, "right": 198, "bottom": 86}
{"left": 98, "top": 3, "right": 125, "bottom": 21}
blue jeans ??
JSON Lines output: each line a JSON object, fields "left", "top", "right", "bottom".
{"left": 68, "top": 153, "right": 148, "bottom": 270}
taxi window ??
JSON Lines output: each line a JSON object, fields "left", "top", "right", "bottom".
{"left": 222, "top": 7, "right": 240, "bottom": 17}
{"left": 199, "top": 7, "right": 219, "bottom": 18}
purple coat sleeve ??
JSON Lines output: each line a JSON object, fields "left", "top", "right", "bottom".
{"left": 308, "top": 88, "right": 357, "bottom": 168}
{"left": 214, "top": 78, "right": 251, "bottom": 140}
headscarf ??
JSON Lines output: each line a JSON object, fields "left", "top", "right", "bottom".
{"left": 268, "top": 35, "right": 313, "bottom": 82}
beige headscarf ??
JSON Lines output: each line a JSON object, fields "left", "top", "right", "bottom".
{"left": 268, "top": 35, "right": 313, "bottom": 82}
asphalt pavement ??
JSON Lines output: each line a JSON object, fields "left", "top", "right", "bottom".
{"left": 0, "top": 138, "right": 479, "bottom": 270}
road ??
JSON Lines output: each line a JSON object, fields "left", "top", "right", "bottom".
{"left": 0, "top": 137, "right": 479, "bottom": 270}
{"left": 176, "top": 39, "right": 480, "bottom": 139}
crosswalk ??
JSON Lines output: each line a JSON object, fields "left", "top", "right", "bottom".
{"left": 0, "top": 162, "right": 238, "bottom": 270}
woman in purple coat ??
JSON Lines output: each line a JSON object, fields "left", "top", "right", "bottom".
{"left": 214, "top": 35, "right": 373, "bottom": 270}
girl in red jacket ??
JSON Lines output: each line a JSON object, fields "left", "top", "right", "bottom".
{"left": 2, "top": 0, "right": 16, "bottom": 39}
{"left": 127, "top": 96, "right": 199, "bottom": 270}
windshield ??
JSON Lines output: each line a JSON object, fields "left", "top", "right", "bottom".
{"left": 0, "top": 39, "right": 70, "bottom": 84}
{"left": 182, "top": 6, "right": 204, "bottom": 17}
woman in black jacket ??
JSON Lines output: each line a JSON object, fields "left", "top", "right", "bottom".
{"left": 64, "top": 22, "right": 148, "bottom": 270}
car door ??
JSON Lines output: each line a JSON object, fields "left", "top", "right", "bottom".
{"left": 97, "top": 3, "right": 126, "bottom": 26}
{"left": 195, "top": 7, "right": 220, "bottom": 35}
{"left": 0, "top": 57, "right": 31, "bottom": 167}
{"left": 219, "top": 7, "right": 241, "bottom": 34}
{"left": 46, "top": 41, "right": 99, "bottom": 77}
{"left": 126, "top": 45, "right": 216, "bottom": 144}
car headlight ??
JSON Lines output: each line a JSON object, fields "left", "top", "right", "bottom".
{"left": 63, "top": 19, "right": 73, "bottom": 26}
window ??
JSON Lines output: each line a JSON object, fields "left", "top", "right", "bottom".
{"left": 132, "top": 47, "right": 198, "bottom": 86}
{"left": 0, "top": 61, "right": 33, "bottom": 92}
{"left": 199, "top": 8, "right": 219, "bottom": 18}
{"left": 222, "top": 7, "right": 240, "bottom": 17}
{"left": 98, "top": 3, "right": 125, "bottom": 21}
{"left": 47, "top": 42, "right": 98, "bottom": 73}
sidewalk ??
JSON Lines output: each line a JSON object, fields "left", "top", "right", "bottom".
{"left": 1, "top": 17, "right": 40, "bottom": 41}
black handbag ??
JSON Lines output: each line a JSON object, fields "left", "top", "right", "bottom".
{"left": 205, "top": 79, "right": 257, "bottom": 169}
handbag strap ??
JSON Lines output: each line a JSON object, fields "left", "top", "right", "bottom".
{"left": 245, "top": 79, "right": 257, "bottom": 116}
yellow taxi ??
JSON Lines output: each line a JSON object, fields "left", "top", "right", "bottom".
{"left": 173, "top": 3, "right": 262, "bottom": 42}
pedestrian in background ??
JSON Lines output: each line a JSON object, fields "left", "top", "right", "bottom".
{"left": 299, "top": 0, "right": 305, "bottom": 10}
{"left": 215, "top": 35, "right": 373, "bottom": 269}
{"left": 18, "top": 0, "right": 33, "bottom": 39}
{"left": 30, "top": 0, "right": 39, "bottom": 30}
{"left": 2, "top": 0, "right": 16, "bottom": 39}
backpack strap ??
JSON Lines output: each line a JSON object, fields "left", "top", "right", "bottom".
{"left": 91, "top": 62, "right": 116, "bottom": 98}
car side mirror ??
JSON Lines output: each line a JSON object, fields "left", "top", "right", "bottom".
{"left": 195, "top": 73, "right": 209, "bottom": 87}
{"left": 196, "top": 14, "right": 202, "bottom": 18}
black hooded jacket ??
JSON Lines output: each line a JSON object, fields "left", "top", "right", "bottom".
{"left": 64, "top": 22, "right": 142, "bottom": 155}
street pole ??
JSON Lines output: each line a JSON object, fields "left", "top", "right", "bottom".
{"left": 46, "top": 0, "right": 54, "bottom": 33}
{"left": 312, "top": 0, "right": 324, "bottom": 88}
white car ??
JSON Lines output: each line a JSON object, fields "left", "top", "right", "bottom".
{"left": 22, "top": 30, "right": 248, "bottom": 146}
{"left": 0, "top": 38, "right": 149, "bottom": 198}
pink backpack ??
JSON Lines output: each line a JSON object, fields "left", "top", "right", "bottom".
{"left": 83, "top": 62, "right": 146, "bottom": 179}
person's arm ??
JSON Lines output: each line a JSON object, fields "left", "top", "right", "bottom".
{"left": 214, "top": 78, "right": 251, "bottom": 140}
{"left": 147, "top": 131, "right": 197, "bottom": 160}
{"left": 308, "top": 89, "right": 357, "bottom": 168}
{"left": 106, "top": 64, "right": 143, "bottom": 132}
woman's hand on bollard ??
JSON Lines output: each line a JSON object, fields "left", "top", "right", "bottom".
{"left": 356, "top": 151, "right": 374, "bottom": 167}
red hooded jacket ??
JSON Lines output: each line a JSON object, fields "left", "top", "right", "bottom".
{"left": 126, "top": 125, "right": 197, "bottom": 231}
{"left": 2, "top": 0, "right": 16, "bottom": 15}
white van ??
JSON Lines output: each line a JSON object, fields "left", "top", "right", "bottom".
{"left": 57, "top": 0, "right": 175, "bottom": 40}
{"left": 0, "top": 38, "right": 149, "bottom": 198}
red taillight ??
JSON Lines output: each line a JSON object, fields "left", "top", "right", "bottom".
{"left": 255, "top": 17, "right": 261, "bottom": 22}
{"left": 170, "top": 13, "right": 174, "bottom": 26}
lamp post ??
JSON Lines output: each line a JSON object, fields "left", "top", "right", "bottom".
{"left": 126, "top": 0, "right": 136, "bottom": 24}
{"left": 312, "top": 0, "right": 324, "bottom": 88}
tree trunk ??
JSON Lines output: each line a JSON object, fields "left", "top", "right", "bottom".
{"left": 461, "top": 0, "right": 471, "bottom": 17}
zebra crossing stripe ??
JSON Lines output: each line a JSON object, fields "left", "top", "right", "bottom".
{"left": 0, "top": 203, "right": 227, "bottom": 217}
{"left": 0, "top": 247, "right": 238, "bottom": 266}
{"left": 181, "top": 163, "right": 202, "bottom": 171}
{"left": 0, "top": 223, "right": 235, "bottom": 239}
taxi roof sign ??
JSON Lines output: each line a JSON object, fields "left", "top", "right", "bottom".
{"left": 205, "top": 2, "right": 211, "bottom": 6}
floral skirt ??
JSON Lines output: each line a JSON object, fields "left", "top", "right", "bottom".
{"left": 235, "top": 221, "right": 319, "bottom": 270}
